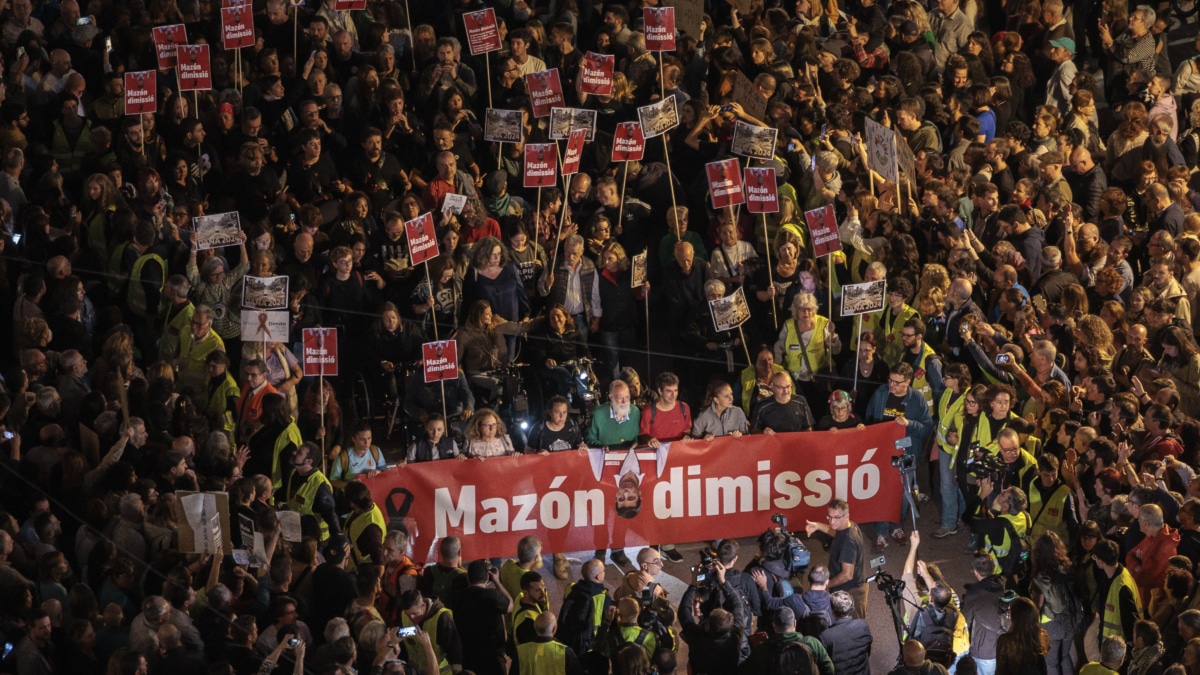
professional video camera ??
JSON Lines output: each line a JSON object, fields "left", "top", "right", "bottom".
{"left": 692, "top": 550, "right": 718, "bottom": 584}
{"left": 771, "top": 513, "right": 811, "bottom": 572}
{"left": 892, "top": 453, "right": 917, "bottom": 472}
{"left": 964, "top": 445, "right": 1007, "bottom": 484}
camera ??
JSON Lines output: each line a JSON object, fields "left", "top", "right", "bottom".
{"left": 770, "top": 513, "right": 811, "bottom": 572}
{"left": 287, "top": 638, "right": 301, "bottom": 648}
{"left": 872, "top": 569, "right": 905, "bottom": 601}
{"left": 995, "top": 353, "right": 1011, "bottom": 365}
{"left": 965, "top": 449, "right": 1007, "bottom": 483}
{"left": 891, "top": 453, "right": 916, "bottom": 472}
{"left": 692, "top": 550, "right": 717, "bottom": 583}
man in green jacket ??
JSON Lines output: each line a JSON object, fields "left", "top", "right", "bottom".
{"left": 738, "top": 606, "right": 836, "bottom": 675}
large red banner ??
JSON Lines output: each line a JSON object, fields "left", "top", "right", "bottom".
{"left": 361, "top": 424, "right": 905, "bottom": 562}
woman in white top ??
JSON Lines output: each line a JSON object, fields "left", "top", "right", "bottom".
{"left": 464, "top": 408, "right": 515, "bottom": 459}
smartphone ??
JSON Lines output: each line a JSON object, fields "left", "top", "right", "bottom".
{"left": 995, "top": 353, "right": 1011, "bottom": 365}
{"left": 395, "top": 626, "right": 418, "bottom": 639}
{"left": 105, "top": 36, "right": 112, "bottom": 52}
{"left": 821, "top": 124, "right": 828, "bottom": 139}
{"left": 1, "top": 431, "right": 12, "bottom": 440}
{"left": 76, "top": 16, "right": 93, "bottom": 25}
{"left": 719, "top": 104, "right": 733, "bottom": 113}
{"left": 287, "top": 638, "right": 301, "bottom": 648}
{"left": 310, "top": 49, "right": 317, "bottom": 61}
{"left": 11, "top": 233, "right": 21, "bottom": 245}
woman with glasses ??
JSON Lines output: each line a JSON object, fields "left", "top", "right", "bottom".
{"left": 816, "top": 390, "right": 863, "bottom": 430}
{"left": 464, "top": 408, "right": 514, "bottom": 459}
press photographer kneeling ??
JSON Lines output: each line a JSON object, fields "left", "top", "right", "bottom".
{"left": 969, "top": 431, "right": 1034, "bottom": 587}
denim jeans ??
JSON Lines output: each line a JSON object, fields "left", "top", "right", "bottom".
{"left": 973, "top": 658, "right": 996, "bottom": 675}
{"left": 939, "top": 448, "right": 965, "bottom": 528}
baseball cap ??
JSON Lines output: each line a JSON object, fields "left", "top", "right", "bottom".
{"left": 900, "top": 21, "right": 919, "bottom": 37}
{"left": 1048, "top": 37, "right": 1076, "bottom": 54}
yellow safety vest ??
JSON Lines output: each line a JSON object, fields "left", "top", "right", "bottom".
{"left": 986, "top": 511, "right": 1030, "bottom": 575}
{"left": 127, "top": 252, "right": 166, "bottom": 318}
{"left": 287, "top": 469, "right": 334, "bottom": 541}
{"left": 513, "top": 603, "right": 543, "bottom": 646}
{"left": 346, "top": 503, "right": 388, "bottom": 570}
{"left": 617, "top": 625, "right": 656, "bottom": 657}
{"left": 851, "top": 308, "right": 882, "bottom": 351}
{"left": 501, "top": 559, "right": 527, "bottom": 603}
{"left": 1029, "top": 482, "right": 1072, "bottom": 543}
{"left": 1101, "top": 567, "right": 1143, "bottom": 638}
{"left": 271, "top": 422, "right": 305, "bottom": 488}
{"left": 518, "top": 640, "right": 568, "bottom": 675}
{"left": 936, "top": 389, "right": 967, "bottom": 463}
{"left": 740, "top": 363, "right": 791, "bottom": 415}
{"left": 177, "top": 329, "right": 226, "bottom": 395}
{"left": 973, "top": 412, "right": 1019, "bottom": 454}
{"left": 782, "top": 316, "right": 831, "bottom": 381}
{"left": 879, "top": 304, "right": 920, "bottom": 366}
{"left": 906, "top": 343, "right": 939, "bottom": 409}
{"left": 160, "top": 302, "right": 195, "bottom": 362}
{"left": 400, "top": 606, "right": 453, "bottom": 675}
{"left": 207, "top": 371, "right": 240, "bottom": 445}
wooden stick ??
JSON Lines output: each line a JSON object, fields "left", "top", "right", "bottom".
{"left": 762, "top": 213, "right": 777, "bottom": 331}
{"left": 661, "top": 135, "right": 677, "bottom": 213}
{"left": 319, "top": 370, "right": 326, "bottom": 474}
{"left": 485, "top": 57, "right": 493, "bottom": 110}
{"left": 852, "top": 313, "right": 863, "bottom": 392}
{"left": 617, "top": 162, "right": 628, "bottom": 238}
{"left": 424, "top": 261, "right": 448, "bottom": 423}
{"left": 293, "top": 6, "right": 297, "bottom": 67}
{"left": 738, "top": 325, "right": 752, "bottom": 365}
{"left": 645, "top": 292, "right": 651, "bottom": 380}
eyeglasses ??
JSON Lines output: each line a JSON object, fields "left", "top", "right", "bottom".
{"left": 901, "top": 332, "right": 917, "bottom": 338}
{"left": 646, "top": 558, "right": 663, "bottom": 566}
{"left": 825, "top": 512, "right": 846, "bottom": 521}
{"left": 888, "top": 378, "right": 908, "bottom": 385}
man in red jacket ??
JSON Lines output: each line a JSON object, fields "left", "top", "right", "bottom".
{"left": 1127, "top": 503, "right": 1181, "bottom": 601}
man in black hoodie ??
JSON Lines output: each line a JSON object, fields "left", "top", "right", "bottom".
{"left": 556, "top": 559, "right": 614, "bottom": 658}
{"left": 960, "top": 553, "right": 1005, "bottom": 675}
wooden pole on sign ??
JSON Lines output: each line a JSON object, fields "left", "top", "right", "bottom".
{"left": 139, "top": 114, "right": 146, "bottom": 158}
{"left": 762, "top": 213, "right": 777, "bottom": 330}
{"left": 737, "top": 325, "right": 752, "bottom": 366}
{"left": 827, "top": 263, "right": 833, "bottom": 337}
{"left": 485, "top": 58, "right": 493, "bottom": 109}
{"left": 319, "top": 368, "right": 326, "bottom": 474}
{"left": 425, "top": 261, "right": 448, "bottom": 423}
{"left": 852, "top": 313, "right": 863, "bottom": 392}
{"left": 117, "top": 368, "right": 129, "bottom": 427}
{"left": 661, "top": 135, "right": 677, "bottom": 213}
{"left": 293, "top": 5, "right": 298, "bottom": 67}
{"left": 645, "top": 292, "right": 651, "bottom": 380}
{"left": 404, "top": 0, "right": 415, "bottom": 75}
{"left": 617, "top": 162, "right": 628, "bottom": 236}
{"left": 727, "top": 205, "right": 736, "bottom": 242}
{"left": 193, "top": 90, "right": 199, "bottom": 121}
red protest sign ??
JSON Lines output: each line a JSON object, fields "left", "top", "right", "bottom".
{"left": 422, "top": 341, "right": 459, "bottom": 383}
{"left": 562, "top": 129, "right": 587, "bottom": 176}
{"left": 580, "top": 52, "right": 614, "bottom": 95}
{"left": 124, "top": 71, "right": 157, "bottom": 115}
{"left": 806, "top": 205, "right": 843, "bottom": 258}
{"left": 524, "top": 144, "right": 558, "bottom": 188}
{"left": 463, "top": 8, "right": 502, "bottom": 56}
{"left": 176, "top": 44, "right": 212, "bottom": 91}
{"left": 152, "top": 24, "right": 187, "bottom": 70}
{"left": 611, "top": 122, "right": 646, "bottom": 162}
{"left": 405, "top": 212, "right": 439, "bottom": 265}
{"left": 333, "top": 0, "right": 366, "bottom": 9}
{"left": 744, "top": 167, "right": 779, "bottom": 214}
{"left": 643, "top": 7, "right": 677, "bottom": 51}
{"left": 525, "top": 69, "right": 565, "bottom": 118}
{"left": 302, "top": 327, "right": 339, "bottom": 376}
{"left": 223, "top": 0, "right": 248, "bottom": 6}
{"left": 221, "top": 5, "right": 254, "bottom": 50}
{"left": 706, "top": 158, "right": 745, "bottom": 209}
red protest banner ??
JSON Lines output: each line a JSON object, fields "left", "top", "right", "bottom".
{"left": 302, "top": 327, "right": 338, "bottom": 376}
{"left": 806, "top": 205, "right": 843, "bottom": 258}
{"left": 706, "top": 158, "right": 745, "bottom": 209}
{"left": 176, "top": 44, "right": 212, "bottom": 91}
{"left": 333, "top": 0, "right": 366, "bottom": 10}
{"left": 463, "top": 8, "right": 502, "bottom": 56}
{"left": 221, "top": 5, "right": 254, "bottom": 50}
{"left": 525, "top": 69, "right": 565, "bottom": 118}
{"left": 124, "top": 71, "right": 157, "bottom": 115}
{"left": 643, "top": 7, "right": 677, "bottom": 51}
{"left": 422, "top": 341, "right": 459, "bottom": 383}
{"left": 562, "top": 128, "right": 587, "bottom": 176}
{"left": 405, "top": 212, "right": 439, "bottom": 265}
{"left": 744, "top": 167, "right": 779, "bottom": 214}
{"left": 611, "top": 122, "right": 646, "bottom": 162}
{"left": 361, "top": 424, "right": 905, "bottom": 561}
{"left": 580, "top": 52, "right": 614, "bottom": 95}
{"left": 152, "top": 24, "right": 187, "bottom": 70}
{"left": 524, "top": 144, "right": 558, "bottom": 188}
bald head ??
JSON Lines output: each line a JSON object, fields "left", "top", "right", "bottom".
{"left": 903, "top": 640, "right": 927, "bottom": 667}
{"left": 949, "top": 279, "right": 973, "bottom": 307}
{"left": 617, "top": 597, "right": 641, "bottom": 623}
{"left": 157, "top": 623, "right": 182, "bottom": 650}
{"left": 534, "top": 611, "right": 557, "bottom": 637}
{"left": 1070, "top": 147, "right": 1094, "bottom": 172}
{"left": 582, "top": 558, "right": 605, "bottom": 582}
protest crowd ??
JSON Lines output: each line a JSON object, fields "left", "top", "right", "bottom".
{"left": 12, "top": 0, "right": 1200, "bottom": 672}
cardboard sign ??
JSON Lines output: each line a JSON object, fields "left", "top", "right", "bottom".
{"left": 727, "top": 70, "right": 768, "bottom": 123}
{"left": 637, "top": 95, "right": 680, "bottom": 139}
{"left": 631, "top": 249, "right": 648, "bottom": 288}
{"left": 731, "top": 120, "right": 778, "bottom": 160}
{"left": 242, "top": 275, "right": 289, "bottom": 310}
{"left": 176, "top": 44, "right": 212, "bottom": 91}
{"left": 405, "top": 212, "right": 439, "bottom": 265}
{"left": 805, "top": 205, "right": 842, "bottom": 258}
{"left": 612, "top": 121, "right": 646, "bottom": 162}
{"left": 221, "top": 4, "right": 254, "bottom": 50}
{"left": 524, "top": 143, "right": 558, "bottom": 188}
{"left": 463, "top": 8, "right": 502, "bottom": 56}
{"left": 152, "top": 24, "right": 187, "bottom": 70}
{"left": 706, "top": 158, "right": 745, "bottom": 209}
{"left": 176, "top": 491, "right": 233, "bottom": 554}
{"left": 549, "top": 107, "right": 598, "bottom": 141}
{"left": 193, "top": 212, "right": 241, "bottom": 250}
{"left": 484, "top": 108, "right": 523, "bottom": 144}
{"left": 526, "top": 69, "right": 565, "bottom": 118}
{"left": 744, "top": 167, "right": 779, "bottom": 214}
{"left": 842, "top": 280, "right": 887, "bottom": 316}
{"left": 276, "top": 511, "right": 302, "bottom": 542}
{"left": 665, "top": 0, "right": 704, "bottom": 40}
{"left": 562, "top": 128, "right": 587, "bottom": 176}
{"left": 580, "top": 52, "right": 615, "bottom": 95}
{"left": 332, "top": 0, "right": 366, "bottom": 10}
{"left": 124, "top": 71, "right": 156, "bottom": 115}
{"left": 710, "top": 287, "right": 751, "bottom": 332}
{"left": 863, "top": 116, "right": 898, "bottom": 184}
{"left": 422, "top": 341, "right": 459, "bottom": 383}
{"left": 643, "top": 7, "right": 677, "bottom": 51}
{"left": 302, "top": 327, "right": 339, "bottom": 376}
{"left": 240, "top": 310, "right": 289, "bottom": 342}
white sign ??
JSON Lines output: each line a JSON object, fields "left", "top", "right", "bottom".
{"left": 240, "top": 310, "right": 289, "bottom": 342}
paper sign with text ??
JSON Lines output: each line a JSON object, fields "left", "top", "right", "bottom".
{"left": 422, "top": 341, "right": 459, "bottom": 383}
{"left": 744, "top": 167, "right": 779, "bottom": 214}
{"left": 124, "top": 71, "right": 157, "bottom": 115}
{"left": 405, "top": 212, "right": 439, "bottom": 265}
{"left": 580, "top": 52, "right": 615, "bottom": 95}
{"left": 221, "top": 5, "right": 254, "bottom": 50}
{"left": 463, "top": 8, "right": 502, "bottom": 55}
{"left": 176, "top": 44, "right": 212, "bottom": 91}
{"left": 631, "top": 250, "right": 648, "bottom": 288}
{"left": 240, "top": 310, "right": 288, "bottom": 343}
{"left": 805, "top": 205, "right": 842, "bottom": 258}
{"left": 612, "top": 122, "right": 646, "bottom": 162}
{"left": 706, "top": 158, "right": 745, "bottom": 209}
{"left": 152, "top": 24, "right": 187, "bottom": 70}
{"left": 442, "top": 193, "right": 468, "bottom": 214}
{"left": 302, "top": 327, "right": 339, "bottom": 376}
{"left": 562, "top": 128, "right": 587, "bottom": 176}
{"left": 526, "top": 69, "right": 565, "bottom": 118}
{"left": 643, "top": 7, "right": 677, "bottom": 51}
{"left": 524, "top": 144, "right": 558, "bottom": 188}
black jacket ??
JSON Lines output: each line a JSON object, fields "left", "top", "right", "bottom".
{"left": 960, "top": 575, "right": 1005, "bottom": 660}
{"left": 819, "top": 616, "right": 872, "bottom": 675}
{"left": 680, "top": 581, "right": 750, "bottom": 674}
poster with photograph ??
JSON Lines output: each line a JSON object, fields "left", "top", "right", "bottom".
{"left": 240, "top": 310, "right": 288, "bottom": 342}
{"left": 611, "top": 121, "right": 646, "bottom": 162}
{"left": 744, "top": 167, "right": 779, "bottom": 214}
{"left": 152, "top": 24, "right": 187, "bottom": 70}
{"left": 643, "top": 7, "right": 676, "bottom": 51}
{"left": 580, "top": 52, "right": 615, "bottom": 95}
{"left": 176, "top": 44, "right": 212, "bottom": 91}
{"left": 241, "top": 275, "right": 289, "bottom": 310}
{"left": 549, "top": 107, "right": 598, "bottom": 141}
{"left": 709, "top": 287, "right": 751, "bottom": 332}
{"left": 706, "top": 158, "right": 745, "bottom": 210}
{"left": 405, "top": 212, "right": 439, "bottom": 265}
{"left": 124, "top": 71, "right": 156, "bottom": 115}
{"left": 805, "top": 205, "right": 842, "bottom": 258}
{"left": 727, "top": 70, "right": 768, "bottom": 123}
{"left": 302, "top": 327, "right": 338, "bottom": 376}
{"left": 863, "top": 116, "right": 898, "bottom": 183}
{"left": 524, "top": 144, "right": 558, "bottom": 188}
{"left": 637, "top": 95, "right": 679, "bottom": 138}
{"left": 562, "top": 128, "right": 587, "bottom": 176}
{"left": 526, "top": 69, "right": 565, "bottom": 118}
{"left": 193, "top": 212, "right": 241, "bottom": 250}
{"left": 484, "top": 109, "right": 523, "bottom": 144}
{"left": 422, "top": 341, "right": 459, "bottom": 383}
{"left": 463, "top": 8, "right": 502, "bottom": 55}
{"left": 731, "top": 120, "right": 778, "bottom": 160}
{"left": 221, "top": 5, "right": 254, "bottom": 50}
{"left": 842, "top": 280, "right": 887, "bottom": 316}
{"left": 631, "top": 249, "right": 648, "bottom": 288}
{"left": 442, "top": 193, "right": 468, "bottom": 214}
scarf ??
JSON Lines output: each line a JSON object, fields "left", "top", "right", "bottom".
{"left": 1129, "top": 642, "right": 1164, "bottom": 675}
{"left": 485, "top": 192, "right": 512, "bottom": 218}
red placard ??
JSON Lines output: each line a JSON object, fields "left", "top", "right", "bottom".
{"left": 124, "top": 71, "right": 157, "bottom": 115}
{"left": 221, "top": 5, "right": 254, "bottom": 50}
{"left": 422, "top": 341, "right": 459, "bottom": 383}
{"left": 152, "top": 25, "right": 187, "bottom": 70}
{"left": 562, "top": 129, "right": 587, "bottom": 176}
{"left": 524, "top": 144, "right": 558, "bottom": 188}
{"left": 643, "top": 7, "right": 677, "bottom": 51}
{"left": 333, "top": 0, "right": 366, "bottom": 10}
{"left": 525, "top": 69, "right": 565, "bottom": 118}
{"left": 580, "top": 52, "right": 614, "bottom": 95}
{"left": 611, "top": 122, "right": 646, "bottom": 162}
{"left": 744, "top": 167, "right": 780, "bottom": 214}
{"left": 405, "top": 212, "right": 439, "bottom": 265}
{"left": 463, "top": 8, "right": 502, "bottom": 56}
{"left": 806, "top": 205, "right": 843, "bottom": 258}
{"left": 176, "top": 44, "right": 212, "bottom": 91}
{"left": 302, "top": 327, "right": 339, "bottom": 376}
{"left": 707, "top": 158, "right": 745, "bottom": 209}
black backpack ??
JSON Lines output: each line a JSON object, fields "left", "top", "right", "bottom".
{"left": 907, "top": 604, "right": 958, "bottom": 666}
{"left": 771, "top": 640, "right": 819, "bottom": 675}
{"left": 558, "top": 585, "right": 602, "bottom": 656}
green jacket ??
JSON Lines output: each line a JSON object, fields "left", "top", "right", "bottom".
{"left": 738, "top": 631, "right": 835, "bottom": 675}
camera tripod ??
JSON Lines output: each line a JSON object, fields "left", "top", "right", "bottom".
{"left": 894, "top": 454, "right": 921, "bottom": 533}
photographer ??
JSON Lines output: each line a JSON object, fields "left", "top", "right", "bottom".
{"left": 708, "top": 539, "right": 759, "bottom": 635}
{"left": 898, "top": 531, "right": 970, "bottom": 669}
{"left": 972, "top": 476, "right": 1032, "bottom": 584}
{"left": 679, "top": 560, "right": 751, "bottom": 673}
